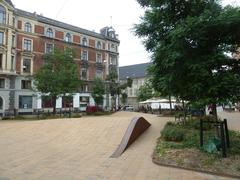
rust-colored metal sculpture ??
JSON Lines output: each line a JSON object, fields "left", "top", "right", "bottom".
{"left": 111, "top": 117, "right": 151, "bottom": 158}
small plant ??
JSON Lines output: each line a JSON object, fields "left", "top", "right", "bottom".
{"left": 161, "top": 124, "right": 185, "bottom": 142}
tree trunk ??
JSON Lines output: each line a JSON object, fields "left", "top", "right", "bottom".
{"left": 169, "top": 95, "right": 172, "bottom": 113}
{"left": 182, "top": 100, "right": 186, "bottom": 121}
{"left": 212, "top": 103, "right": 218, "bottom": 121}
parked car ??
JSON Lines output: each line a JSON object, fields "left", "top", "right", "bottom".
{"left": 122, "top": 105, "right": 134, "bottom": 111}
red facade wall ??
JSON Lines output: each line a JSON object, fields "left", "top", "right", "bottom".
{"left": 17, "top": 20, "right": 22, "bottom": 29}
{"left": 55, "top": 30, "right": 64, "bottom": 39}
{"left": 35, "top": 25, "right": 44, "bottom": 34}
{"left": 73, "top": 35, "right": 80, "bottom": 44}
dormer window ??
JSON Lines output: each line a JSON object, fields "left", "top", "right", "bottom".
{"left": 24, "top": 22, "right": 32, "bottom": 33}
{"left": 97, "top": 41, "right": 101, "bottom": 49}
{"left": 0, "top": 5, "right": 6, "bottom": 24}
{"left": 46, "top": 28, "right": 53, "bottom": 38}
{"left": 65, "top": 33, "right": 71, "bottom": 42}
{"left": 82, "top": 37, "right": 87, "bottom": 46}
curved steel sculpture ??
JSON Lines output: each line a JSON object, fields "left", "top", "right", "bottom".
{"left": 111, "top": 117, "right": 151, "bottom": 158}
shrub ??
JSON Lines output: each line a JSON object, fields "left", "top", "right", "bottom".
{"left": 161, "top": 125, "right": 185, "bottom": 142}
{"left": 184, "top": 115, "right": 215, "bottom": 131}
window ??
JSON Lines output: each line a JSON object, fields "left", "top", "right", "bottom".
{"left": 65, "top": 33, "right": 71, "bottom": 42}
{"left": 46, "top": 28, "right": 53, "bottom": 38}
{"left": 0, "top": 54, "right": 2, "bottom": 69}
{"left": 96, "top": 53, "right": 102, "bottom": 63}
{"left": 12, "top": 35, "right": 15, "bottom": 47}
{"left": 81, "top": 68, "right": 88, "bottom": 80}
{"left": 81, "top": 51, "right": 88, "bottom": 61}
{"left": 80, "top": 96, "right": 89, "bottom": 103}
{"left": 80, "top": 85, "right": 88, "bottom": 92}
{"left": 0, "top": 5, "right": 6, "bottom": 24}
{"left": 82, "top": 37, "right": 87, "bottom": 46}
{"left": 11, "top": 56, "right": 14, "bottom": 71}
{"left": 96, "top": 69, "right": 103, "bottom": 79}
{"left": 110, "top": 55, "right": 117, "bottom": 65}
{"left": 97, "top": 41, "right": 101, "bottom": 49}
{"left": 21, "top": 80, "right": 31, "bottom": 89}
{"left": 23, "top": 39, "right": 32, "bottom": 51}
{"left": 42, "top": 96, "right": 53, "bottom": 108}
{"left": 0, "top": 96, "right": 3, "bottom": 109}
{"left": 45, "top": 43, "right": 54, "bottom": 54}
{"left": 0, "top": 32, "right": 4, "bottom": 45}
{"left": 62, "top": 96, "right": 73, "bottom": 108}
{"left": 12, "top": 17, "right": 15, "bottom": 27}
{"left": 19, "top": 96, "right": 32, "bottom": 109}
{"left": 24, "top": 22, "right": 32, "bottom": 33}
{"left": 0, "top": 78, "right": 5, "bottom": 88}
{"left": 23, "top": 59, "right": 31, "bottom": 73}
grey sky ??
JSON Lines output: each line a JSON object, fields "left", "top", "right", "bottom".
{"left": 11, "top": 0, "right": 238, "bottom": 66}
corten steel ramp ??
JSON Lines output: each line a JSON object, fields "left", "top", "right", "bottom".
{"left": 111, "top": 117, "right": 151, "bottom": 158}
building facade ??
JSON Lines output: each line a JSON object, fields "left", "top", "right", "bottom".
{"left": 119, "top": 62, "right": 151, "bottom": 109}
{"left": 0, "top": 0, "right": 119, "bottom": 115}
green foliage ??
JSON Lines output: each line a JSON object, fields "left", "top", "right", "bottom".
{"left": 137, "top": 81, "right": 154, "bottom": 101}
{"left": 121, "top": 92, "right": 128, "bottom": 105}
{"left": 161, "top": 124, "right": 185, "bottom": 142}
{"left": 34, "top": 48, "right": 81, "bottom": 113}
{"left": 135, "top": 1, "right": 240, "bottom": 112}
{"left": 184, "top": 116, "right": 215, "bottom": 131}
{"left": 92, "top": 78, "right": 105, "bottom": 107}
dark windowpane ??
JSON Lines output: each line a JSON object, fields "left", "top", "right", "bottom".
{"left": 42, "top": 96, "right": 53, "bottom": 108}
{"left": 0, "top": 97, "right": 3, "bottom": 109}
{"left": 0, "top": 5, "right": 6, "bottom": 24}
{"left": 24, "top": 39, "right": 32, "bottom": 51}
{"left": 21, "top": 80, "right": 31, "bottom": 89}
{"left": 0, "top": 78, "right": 4, "bottom": 88}
{"left": 23, "top": 59, "right": 31, "bottom": 73}
{"left": 0, "top": 32, "right": 4, "bottom": 45}
{"left": 19, "top": 96, "right": 32, "bottom": 109}
{"left": 62, "top": 96, "right": 73, "bottom": 108}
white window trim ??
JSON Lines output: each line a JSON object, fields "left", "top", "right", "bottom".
{"left": 96, "top": 53, "right": 102, "bottom": 63}
{"left": 45, "top": 43, "right": 54, "bottom": 53}
{"left": 22, "top": 38, "right": 33, "bottom": 52}
{"left": 45, "top": 27, "right": 55, "bottom": 38}
{"left": 65, "top": 32, "right": 72, "bottom": 43}
{"left": 81, "top": 37, "right": 88, "bottom": 46}
{"left": 24, "top": 22, "right": 32, "bottom": 33}
{"left": 21, "top": 57, "right": 33, "bottom": 74}
{"left": 80, "top": 68, "right": 88, "bottom": 80}
{"left": 81, "top": 50, "right": 88, "bottom": 61}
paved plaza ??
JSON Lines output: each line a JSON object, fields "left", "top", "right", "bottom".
{"left": 0, "top": 111, "right": 238, "bottom": 180}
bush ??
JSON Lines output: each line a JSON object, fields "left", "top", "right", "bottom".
{"left": 161, "top": 125, "right": 185, "bottom": 142}
{"left": 184, "top": 115, "right": 215, "bottom": 131}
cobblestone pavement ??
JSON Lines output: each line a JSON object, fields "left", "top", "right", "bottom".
{"left": 0, "top": 112, "right": 235, "bottom": 180}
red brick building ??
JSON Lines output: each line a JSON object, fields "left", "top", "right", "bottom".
{"left": 0, "top": 0, "right": 119, "bottom": 115}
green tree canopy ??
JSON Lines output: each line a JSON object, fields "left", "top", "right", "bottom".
{"left": 34, "top": 48, "right": 81, "bottom": 113}
{"left": 135, "top": 0, "right": 240, "bottom": 116}
{"left": 92, "top": 77, "right": 105, "bottom": 108}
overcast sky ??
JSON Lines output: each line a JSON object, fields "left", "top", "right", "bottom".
{"left": 11, "top": 0, "right": 238, "bottom": 66}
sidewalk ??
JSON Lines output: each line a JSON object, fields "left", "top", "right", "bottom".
{"left": 0, "top": 112, "right": 234, "bottom": 179}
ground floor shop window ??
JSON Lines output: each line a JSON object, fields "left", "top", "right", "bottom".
{"left": 42, "top": 96, "right": 53, "bottom": 108}
{"left": 19, "top": 96, "right": 32, "bottom": 109}
{"left": 62, "top": 96, "right": 73, "bottom": 108}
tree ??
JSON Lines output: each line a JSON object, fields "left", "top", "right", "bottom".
{"left": 34, "top": 48, "right": 81, "bottom": 114}
{"left": 135, "top": 0, "right": 240, "bottom": 119}
{"left": 121, "top": 92, "right": 128, "bottom": 105}
{"left": 137, "top": 81, "right": 154, "bottom": 102}
{"left": 92, "top": 77, "right": 105, "bottom": 109}
{"left": 106, "top": 70, "right": 133, "bottom": 110}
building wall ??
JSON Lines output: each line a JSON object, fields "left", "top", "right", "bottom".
{"left": 0, "top": 0, "right": 120, "bottom": 114}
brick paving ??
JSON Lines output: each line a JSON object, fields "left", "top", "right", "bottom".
{"left": 0, "top": 112, "right": 235, "bottom": 180}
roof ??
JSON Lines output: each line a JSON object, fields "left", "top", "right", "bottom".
{"left": 15, "top": 9, "right": 120, "bottom": 43}
{"left": 119, "top": 62, "right": 152, "bottom": 80}
{"left": 5, "top": 0, "right": 14, "bottom": 7}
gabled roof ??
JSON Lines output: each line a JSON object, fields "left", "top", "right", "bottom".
{"left": 5, "top": 0, "right": 14, "bottom": 7}
{"left": 119, "top": 62, "right": 152, "bottom": 80}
